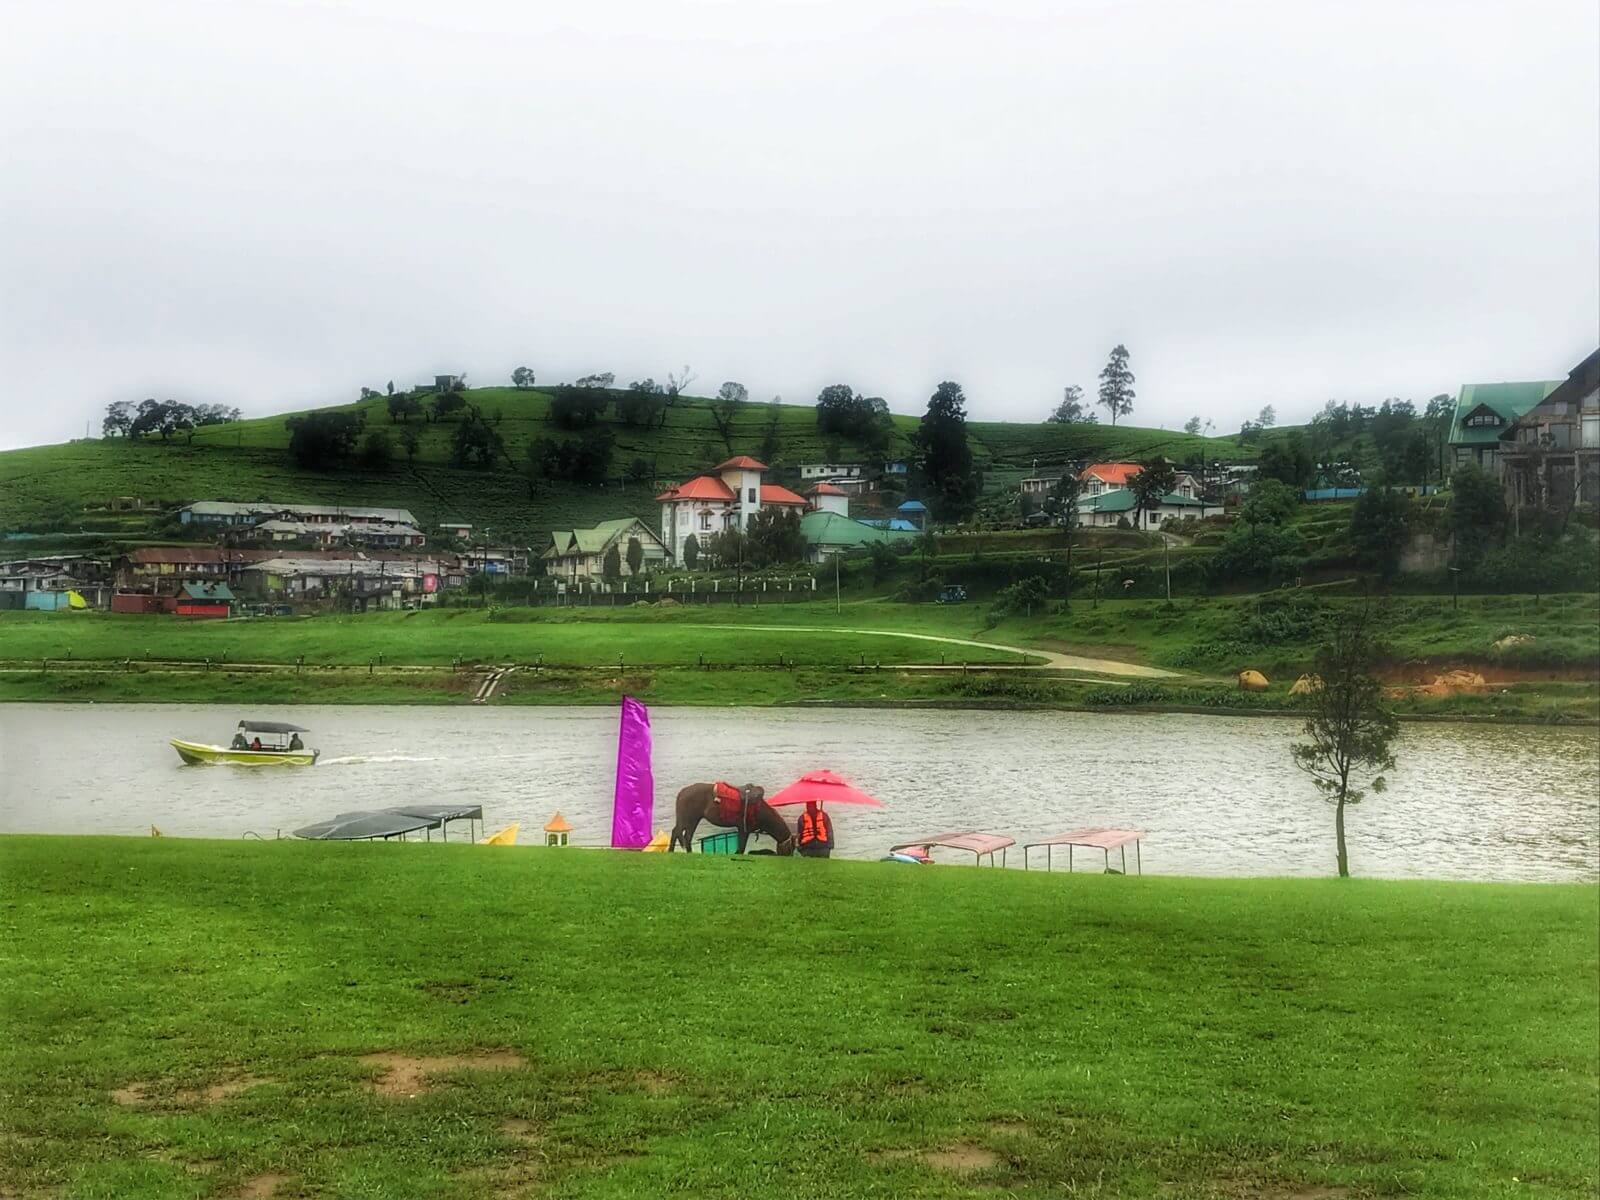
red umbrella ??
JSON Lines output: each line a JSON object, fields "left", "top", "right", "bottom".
{"left": 766, "top": 770, "right": 884, "bottom": 808}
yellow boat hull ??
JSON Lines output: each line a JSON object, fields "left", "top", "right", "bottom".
{"left": 170, "top": 739, "right": 318, "bottom": 767}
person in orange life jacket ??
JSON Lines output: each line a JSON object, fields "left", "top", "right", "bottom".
{"left": 796, "top": 800, "right": 834, "bottom": 858}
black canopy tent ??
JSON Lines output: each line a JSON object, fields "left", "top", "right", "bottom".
{"left": 238, "top": 720, "right": 310, "bottom": 734}
{"left": 293, "top": 805, "right": 486, "bottom": 843}
{"left": 293, "top": 810, "right": 439, "bottom": 841}
{"left": 387, "top": 804, "right": 484, "bottom": 842}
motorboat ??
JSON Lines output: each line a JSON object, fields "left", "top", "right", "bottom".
{"left": 171, "top": 720, "right": 318, "bottom": 767}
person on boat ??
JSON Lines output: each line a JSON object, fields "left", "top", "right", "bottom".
{"left": 250, "top": 736, "right": 263, "bottom": 751}
{"left": 288, "top": 733, "right": 303, "bottom": 751}
{"left": 796, "top": 800, "right": 834, "bottom": 859}
{"left": 230, "top": 732, "right": 248, "bottom": 750}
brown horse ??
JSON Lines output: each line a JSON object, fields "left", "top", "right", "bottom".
{"left": 670, "top": 783, "right": 794, "bottom": 855}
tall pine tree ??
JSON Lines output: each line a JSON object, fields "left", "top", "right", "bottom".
{"left": 914, "top": 381, "right": 980, "bottom": 522}
{"left": 1098, "top": 344, "right": 1135, "bottom": 425}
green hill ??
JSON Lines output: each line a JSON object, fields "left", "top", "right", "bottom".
{"left": 0, "top": 388, "right": 1250, "bottom": 547}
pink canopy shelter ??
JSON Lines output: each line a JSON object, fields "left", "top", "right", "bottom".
{"left": 1022, "top": 828, "right": 1147, "bottom": 874}
{"left": 766, "top": 770, "right": 884, "bottom": 809}
{"left": 889, "top": 832, "right": 1014, "bottom": 867}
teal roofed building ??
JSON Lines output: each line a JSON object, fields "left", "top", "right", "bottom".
{"left": 1448, "top": 379, "right": 1563, "bottom": 475}
{"left": 800, "top": 510, "right": 918, "bottom": 563}
{"left": 1076, "top": 489, "right": 1218, "bottom": 530}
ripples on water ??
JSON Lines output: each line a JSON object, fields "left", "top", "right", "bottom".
{"left": 1, "top": 704, "right": 1595, "bottom": 882}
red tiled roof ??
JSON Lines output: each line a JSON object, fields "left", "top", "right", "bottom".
{"left": 1079, "top": 462, "right": 1143, "bottom": 485}
{"left": 656, "top": 475, "right": 736, "bottom": 502}
{"left": 760, "top": 484, "right": 808, "bottom": 506}
{"left": 805, "top": 482, "right": 847, "bottom": 496}
{"left": 714, "top": 455, "right": 769, "bottom": 472}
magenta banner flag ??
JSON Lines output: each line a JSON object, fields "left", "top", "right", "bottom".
{"left": 610, "top": 696, "right": 654, "bottom": 848}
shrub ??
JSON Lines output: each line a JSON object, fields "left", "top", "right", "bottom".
{"left": 285, "top": 411, "right": 364, "bottom": 469}
{"left": 1208, "top": 521, "right": 1304, "bottom": 583}
{"left": 358, "top": 430, "right": 393, "bottom": 470}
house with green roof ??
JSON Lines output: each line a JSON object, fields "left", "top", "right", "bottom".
{"left": 1076, "top": 488, "right": 1217, "bottom": 529}
{"left": 1448, "top": 379, "right": 1563, "bottom": 475}
{"left": 799, "top": 510, "right": 919, "bottom": 563}
{"left": 543, "top": 518, "right": 668, "bottom": 580}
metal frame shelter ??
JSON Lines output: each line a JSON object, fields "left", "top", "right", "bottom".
{"left": 387, "top": 804, "right": 484, "bottom": 842}
{"left": 293, "top": 805, "right": 487, "bottom": 842}
{"left": 890, "top": 832, "right": 1015, "bottom": 867}
{"left": 1022, "top": 828, "right": 1146, "bottom": 874}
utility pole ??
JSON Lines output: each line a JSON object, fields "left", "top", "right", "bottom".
{"left": 1163, "top": 534, "right": 1172, "bottom": 602}
{"left": 834, "top": 551, "right": 841, "bottom": 614}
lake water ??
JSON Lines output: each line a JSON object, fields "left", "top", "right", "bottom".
{"left": 1, "top": 703, "right": 1596, "bottom": 882}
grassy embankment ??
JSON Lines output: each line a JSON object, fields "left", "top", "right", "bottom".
{"left": 0, "top": 593, "right": 1595, "bottom": 720}
{"left": 1, "top": 838, "right": 1595, "bottom": 1199}
{"left": 0, "top": 386, "right": 1247, "bottom": 549}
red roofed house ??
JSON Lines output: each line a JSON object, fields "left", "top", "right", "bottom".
{"left": 656, "top": 456, "right": 810, "bottom": 562}
{"left": 1078, "top": 462, "right": 1202, "bottom": 500}
{"left": 804, "top": 481, "right": 850, "bottom": 517}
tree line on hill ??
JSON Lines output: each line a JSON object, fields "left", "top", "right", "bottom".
{"left": 102, "top": 399, "right": 240, "bottom": 442}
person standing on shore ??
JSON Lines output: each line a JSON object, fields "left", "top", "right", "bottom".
{"left": 796, "top": 800, "right": 834, "bottom": 858}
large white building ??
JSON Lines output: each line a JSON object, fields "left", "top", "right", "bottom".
{"left": 655, "top": 456, "right": 808, "bottom": 561}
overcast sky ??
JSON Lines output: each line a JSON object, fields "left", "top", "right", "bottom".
{"left": 2, "top": 0, "right": 1596, "bottom": 451}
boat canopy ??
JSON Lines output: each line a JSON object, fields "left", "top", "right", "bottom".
{"left": 239, "top": 720, "right": 310, "bottom": 734}
{"left": 293, "top": 810, "right": 439, "bottom": 841}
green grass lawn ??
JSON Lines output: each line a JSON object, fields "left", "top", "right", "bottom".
{"left": 0, "top": 607, "right": 1032, "bottom": 669}
{"left": 2, "top": 595, "right": 1595, "bottom": 720}
{"left": 1, "top": 839, "right": 1594, "bottom": 1199}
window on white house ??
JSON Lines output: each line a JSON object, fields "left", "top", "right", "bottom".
{"left": 699, "top": 513, "right": 712, "bottom": 531}
{"left": 747, "top": 488, "right": 756, "bottom": 503}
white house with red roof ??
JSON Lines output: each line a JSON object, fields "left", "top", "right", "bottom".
{"left": 1079, "top": 462, "right": 1201, "bottom": 499}
{"left": 1074, "top": 461, "right": 1215, "bottom": 528}
{"left": 655, "top": 456, "right": 809, "bottom": 562}
{"left": 803, "top": 481, "right": 850, "bottom": 517}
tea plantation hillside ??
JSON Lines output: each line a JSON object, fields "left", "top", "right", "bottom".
{"left": 0, "top": 387, "right": 1250, "bottom": 545}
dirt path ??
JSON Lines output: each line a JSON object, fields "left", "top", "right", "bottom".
{"left": 683, "top": 624, "right": 1180, "bottom": 679}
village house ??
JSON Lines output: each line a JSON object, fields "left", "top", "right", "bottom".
{"left": 1020, "top": 473, "right": 1064, "bottom": 497}
{"left": 799, "top": 510, "right": 918, "bottom": 563}
{"left": 246, "top": 518, "right": 426, "bottom": 549}
{"left": 655, "top": 456, "right": 808, "bottom": 562}
{"left": 1076, "top": 490, "right": 1214, "bottom": 528}
{"left": 438, "top": 521, "right": 473, "bottom": 542}
{"left": 543, "top": 517, "right": 669, "bottom": 580}
{"left": 1497, "top": 347, "right": 1600, "bottom": 511}
{"left": 803, "top": 481, "right": 850, "bottom": 516}
{"left": 178, "top": 500, "right": 420, "bottom": 529}
{"left": 798, "top": 462, "right": 865, "bottom": 481}
{"left": 464, "top": 546, "right": 531, "bottom": 576}
{"left": 174, "top": 581, "right": 234, "bottom": 618}
{"left": 119, "top": 546, "right": 463, "bottom": 599}
{"left": 1446, "top": 379, "right": 1563, "bottom": 474}
{"left": 240, "top": 555, "right": 445, "bottom": 607}
{"left": 118, "top": 546, "right": 273, "bottom": 594}
{"left": 0, "top": 555, "right": 113, "bottom": 610}
{"left": 1072, "top": 461, "right": 1218, "bottom": 528}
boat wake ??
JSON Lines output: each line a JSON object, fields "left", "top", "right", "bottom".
{"left": 319, "top": 754, "right": 441, "bottom": 766}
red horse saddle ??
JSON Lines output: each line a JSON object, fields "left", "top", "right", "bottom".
{"left": 714, "top": 781, "right": 746, "bottom": 825}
